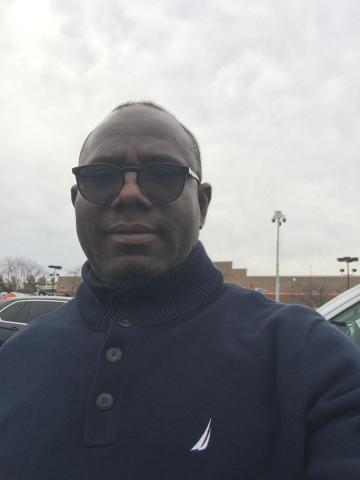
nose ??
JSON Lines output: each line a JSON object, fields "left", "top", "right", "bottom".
{"left": 110, "top": 171, "right": 152, "bottom": 208}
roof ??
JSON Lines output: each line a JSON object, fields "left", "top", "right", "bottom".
{"left": 317, "top": 284, "right": 360, "bottom": 320}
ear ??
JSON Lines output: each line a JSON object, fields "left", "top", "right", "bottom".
{"left": 71, "top": 185, "right": 78, "bottom": 206}
{"left": 198, "top": 182, "right": 212, "bottom": 229}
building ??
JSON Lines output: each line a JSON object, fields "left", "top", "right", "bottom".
{"left": 214, "top": 261, "right": 360, "bottom": 308}
{"left": 55, "top": 276, "right": 82, "bottom": 297}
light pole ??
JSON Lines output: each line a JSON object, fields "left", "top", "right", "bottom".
{"left": 272, "top": 210, "right": 286, "bottom": 302}
{"left": 48, "top": 265, "right": 62, "bottom": 295}
{"left": 337, "top": 257, "right": 359, "bottom": 290}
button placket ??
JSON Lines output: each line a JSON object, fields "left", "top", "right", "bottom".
{"left": 85, "top": 311, "right": 135, "bottom": 447}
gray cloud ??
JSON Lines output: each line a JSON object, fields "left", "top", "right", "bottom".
{"left": 1, "top": 0, "right": 359, "bottom": 276}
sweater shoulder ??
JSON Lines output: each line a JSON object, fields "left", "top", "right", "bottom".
{"left": 0, "top": 299, "right": 81, "bottom": 353}
{"left": 222, "top": 282, "right": 322, "bottom": 323}
{"left": 218, "top": 282, "right": 329, "bottom": 343}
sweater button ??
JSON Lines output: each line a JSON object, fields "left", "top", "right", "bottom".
{"left": 118, "top": 318, "right": 133, "bottom": 328}
{"left": 96, "top": 393, "right": 114, "bottom": 411}
{"left": 105, "top": 347, "right": 123, "bottom": 363}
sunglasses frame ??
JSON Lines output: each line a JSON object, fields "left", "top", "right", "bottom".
{"left": 72, "top": 162, "right": 201, "bottom": 205}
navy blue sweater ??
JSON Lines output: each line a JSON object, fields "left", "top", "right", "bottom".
{"left": 0, "top": 243, "right": 360, "bottom": 479}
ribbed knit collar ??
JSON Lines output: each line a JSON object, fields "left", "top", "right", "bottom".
{"left": 76, "top": 242, "right": 224, "bottom": 330}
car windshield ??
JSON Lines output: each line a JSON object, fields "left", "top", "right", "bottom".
{"left": 330, "top": 301, "right": 360, "bottom": 347}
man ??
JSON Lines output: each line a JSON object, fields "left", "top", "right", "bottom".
{"left": 0, "top": 102, "right": 360, "bottom": 479}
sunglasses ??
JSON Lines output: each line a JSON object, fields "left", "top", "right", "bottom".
{"left": 72, "top": 162, "right": 200, "bottom": 205}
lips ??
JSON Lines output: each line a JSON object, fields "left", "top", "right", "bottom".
{"left": 108, "top": 223, "right": 157, "bottom": 234}
{"left": 106, "top": 223, "right": 158, "bottom": 245}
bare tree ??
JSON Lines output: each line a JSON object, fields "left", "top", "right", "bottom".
{"left": 0, "top": 274, "right": 5, "bottom": 291}
{"left": 0, "top": 256, "right": 44, "bottom": 292}
{"left": 23, "top": 275, "right": 38, "bottom": 294}
{"left": 37, "top": 275, "right": 47, "bottom": 285}
{"left": 293, "top": 279, "right": 329, "bottom": 308}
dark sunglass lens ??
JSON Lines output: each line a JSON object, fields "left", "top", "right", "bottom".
{"left": 78, "top": 165, "right": 123, "bottom": 204}
{"left": 140, "top": 165, "right": 184, "bottom": 203}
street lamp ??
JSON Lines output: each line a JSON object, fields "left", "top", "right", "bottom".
{"left": 337, "top": 257, "right": 359, "bottom": 290}
{"left": 271, "top": 210, "right": 286, "bottom": 302}
{"left": 48, "top": 265, "right": 62, "bottom": 295}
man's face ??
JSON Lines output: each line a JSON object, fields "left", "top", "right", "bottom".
{"left": 72, "top": 106, "right": 211, "bottom": 286}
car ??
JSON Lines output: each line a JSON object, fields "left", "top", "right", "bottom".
{"left": 317, "top": 283, "right": 360, "bottom": 347}
{"left": 0, "top": 295, "right": 70, "bottom": 347}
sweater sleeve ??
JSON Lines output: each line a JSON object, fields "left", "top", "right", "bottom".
{"left": 303, "top": 319, "right": 360, "bottom": 479}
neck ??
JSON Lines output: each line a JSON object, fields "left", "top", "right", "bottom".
{"left": 76, "top": 242, "right": 224, "bottom": 329}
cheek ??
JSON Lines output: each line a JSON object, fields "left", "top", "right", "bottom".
{"left": 75, "top": 202, "right": 102, "bottom": 251}
{"left": 167, "top": 196, "right": 201, "bottom": 245}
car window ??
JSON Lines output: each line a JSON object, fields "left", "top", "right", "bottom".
{"left": 331, "top": 301, "right": 360, "bottom": 347}
{"left": 27, "top": 301, "right": 65, "bottom": 323}
{"left": 0, "top": 301, "right": 30, "bottom": 323}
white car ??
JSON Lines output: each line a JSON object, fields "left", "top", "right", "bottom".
{"left": 317, "top": 283, "right": 360, "bottom": 347}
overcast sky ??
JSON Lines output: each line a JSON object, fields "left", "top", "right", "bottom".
{"left": 1, "top": 0, "right": 359, "bottom": 277}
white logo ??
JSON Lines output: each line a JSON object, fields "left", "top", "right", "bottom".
{"left": 190, "top": 418, "right": 212, "bottom": 452}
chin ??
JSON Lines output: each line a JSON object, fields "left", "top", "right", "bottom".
{"left": 97, "top": 255, "right": 171, "bottom": 287}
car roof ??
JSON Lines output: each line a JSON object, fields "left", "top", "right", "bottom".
{"left": 317, "top": 283, "right": 360, "bottom": 320}
{"left": 0, "top": 296, "right": 70, "bottom": 308}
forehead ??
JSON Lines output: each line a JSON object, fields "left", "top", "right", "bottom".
{"left": 80, "top": 106, "right": 196, "bottom": 169}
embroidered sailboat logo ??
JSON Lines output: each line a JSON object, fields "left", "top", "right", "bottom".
{"left": 190, "top": 418, "right": 212, "bottom": 452}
